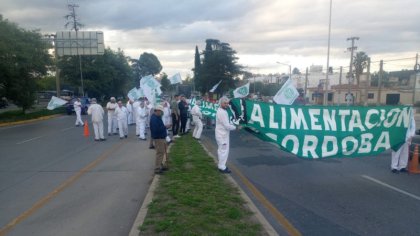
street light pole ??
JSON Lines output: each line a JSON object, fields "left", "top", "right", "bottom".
{"left": 323, "top": 0, "right": 332, "bottom": 106}
{"left": 276, "top": 61, "right": 292, "bottom": 81}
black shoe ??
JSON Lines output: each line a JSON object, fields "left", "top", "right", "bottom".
{"left": 391, "top": 169, "right": 398, "bottom": 173}
{"left": 113, "top": 133, "right": 118, "bottom": 135}
{"left": 154, "top": 169, "right": 163, "bottom": 174}
{"left": 108, "top": 133, "right": 112, "bottom": 136}
{"left": 149, "top": 146, "right": 155, "bottom": 149}
{"left": 100, "top": 138, "right": 106, "bottom": 141}
{"left": 94, "top": 139, "right": 100, "bottom": 142}
{"left": 400, "top": 168, "right": 408, "bottom": 173}
{"left": 219, "top": 168, "right": 231, "bottom": 174}
{"left": 161, "top": 167, "right": 169, "bottom": 171}
{"left": 125, "top": 135, "right": 127, "bottom": 138}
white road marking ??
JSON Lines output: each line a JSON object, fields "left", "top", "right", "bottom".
{"left": 60, "top": 127, "right": 74, "bottom": 132}
{"left": 361, "top": 175, "right": 420, "bottom": 201}
{"left": 16, "top": 136, "right": 43, "bottom": 145}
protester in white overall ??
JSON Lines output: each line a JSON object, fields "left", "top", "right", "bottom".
{"left": 126, "top": 99, "right": 134, "bottom": 125}
{"left": 391, "top": 111, "right": 416, "bottom": 173}
{"left": 115, "top": 100, "right": 128, "bottom": 139}
{"left": 146, "top": 100, "right": 153, "bottom": 130}
{"left": 87, "top": 98, "right": 105, "bottom": 141}
{"left": 74, "top": 98, "right": 84, "bottom": 127}
{"left": 191, "top": 100, "right": 203, "bottom": 140}
{"left": 186, "top": 98, "right": 191, "bottom": 132}
{"left": 137, "top": 101, "right": 148, "bottom": 140}
{"left": 132, "top": 99, "right": 140, "bottom": 136}
{"left": 106, "top": 97, "right": 118, "bottom": 135}
{"left": 162, "top": 101, "right": 172, "bottom": 143}
{"left": 215, "top": 97, "right": 239, "bottom": 173}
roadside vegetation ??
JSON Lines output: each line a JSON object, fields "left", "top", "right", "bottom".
{"left": 139, "top": 135, "right": 264, "bottom": 235}
{"left": 0, "top": 107, "right": 65, "bottom": 124}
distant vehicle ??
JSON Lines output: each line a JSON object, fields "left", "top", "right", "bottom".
{"left": 66, "top": 97, "right": 90, "bottom": 115}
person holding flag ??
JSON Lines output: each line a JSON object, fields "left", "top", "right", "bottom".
{"left": 215, "top": 97, "right": 240, "bottom": 173}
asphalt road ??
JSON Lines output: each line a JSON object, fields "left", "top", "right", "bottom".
{"left": 201, "top": 128, "right": 420, "bottom": 236}
{"left": 0, "top": 115, "right": 154, "bottom": 236}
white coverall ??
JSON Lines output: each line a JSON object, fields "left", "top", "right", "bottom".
{"left": 115, "top": 106, "right": 128, "bottom": 138}
{"left": 137, "top": 105, "right": 148, "bottom": 140}
{"left": 215, "top": 107, "right": 237, "bottom": 170}
{"left": 132, "top": 101, "right": 140, "bottom": 135}
{"left": 163, "top": 105, "right": 172, "bottom": 142}
{"left": 191, "top": 105, "right": 203, "bottom": 139}
{"left": 87, "top": 103, "right": 105, "bottom": 140}
{"left": 126, "top": 101, "right": 134, "bottom": 125}
{"left": 74, "top": 100, "right": 84, "bottom": 126}
{"left": 391, "top": 112, "right": 416, "bottom": 170}
{"left": 106, "top": 102, "right": 118, "bottom": 134}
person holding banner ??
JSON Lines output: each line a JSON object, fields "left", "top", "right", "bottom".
{"left": 171, "top": 95, "right": 181, "bottom": 138}
{"left": 87, "top": 98, "right": 105, "bottom": 141}
{"left": 191, "top": 100, "right": 203, "bottom": 140}
{"left": 73, "top": 98, "right": 84, "bottom": 127}
{"left": 391, "top": 112, "right": 416, "bottom": 173}
{"left": 106, "top": 97, "right": 118, "bottom": 136}
{"left": 115, "top": 100, "right": 128, "bottom": 139}
{"left": 216, "top": 97, "right": 240, "bottom": 173}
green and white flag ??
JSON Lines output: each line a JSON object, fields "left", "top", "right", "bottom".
{"left": 231, "top": 98, "right": 413, "bottom": 159}
{"left": 273, "top": 78, "right": 299, "bottom": 105}
{"left": 127, "top": 87, "right": 143, "bottom": 101}
{"left": 233, "top": 82, "right": 250, "bottom": 98}
{"left": 47, "top": 96, "right": 68, "bottom": 110}
{"left": 169, "top": 73, "right": 182, "bottom": 85}
{"left": 140, "top": 75, "right": 161, "bottom": 103}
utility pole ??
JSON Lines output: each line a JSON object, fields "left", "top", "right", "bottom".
{"left": 364, "top": 57, "right": 371, "bottom": 106}
{"left": 377, "top": 60, "right": 383, "bottom": 105}
{"left": 338, "top": 66, "right": 342, "bottom": 105}
{"left": 304, "top": 68, "right": 309, "bottom": 103}
{"left": 323, "top": 0, "right": 333, "bottom": 106}
{"left": 346, "top": 37, "right": 359, "bottom": 106}
{"left": 413, "top": 53, "right": 419, "bottom": 104}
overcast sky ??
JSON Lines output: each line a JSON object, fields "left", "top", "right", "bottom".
{"left": 1, "top": 0, "right": 419, "bottom": 77}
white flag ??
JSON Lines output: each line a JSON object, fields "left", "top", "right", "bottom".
{"left": 273, "top": 78, "right": 299, "bottom": 105}
{"left": 169, "top": 73, "right": 182, "bottom": 85}
{"left": 233, "top": 82, "right": 250, "bottom": 98}
{"left": 127, "top": 87, "right": 142, "bottom": 101}
{"left": 209, "top": 80, "right": 222, "bottom": 93}
{"left": 140, "top": 75, "right": 161, "bottom": 89}
{"left": 47, "top": 96, "right": 68, "bottom": 110}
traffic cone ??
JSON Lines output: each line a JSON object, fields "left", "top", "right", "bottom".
{"left": 408, "top": 144, "right": 420, "bottom": 174}
{"left": 84, "top": 120, "right": 89, "bottom": 137}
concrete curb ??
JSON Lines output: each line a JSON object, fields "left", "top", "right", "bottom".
{"left": 199, "top": 140, "right": 278, "bottom": 236}
{"left": 0, "top": 114, "right": 62, "bottom": 127}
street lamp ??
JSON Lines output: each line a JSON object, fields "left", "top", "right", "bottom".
{"left": 276, "top": 61, "right": 292, "bottom": 81}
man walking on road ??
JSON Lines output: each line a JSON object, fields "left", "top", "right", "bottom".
{"left": 87, "top": 98, "right": 105, "bottom": 141}
{"left": 106, "top": 97, "right": 118, "bottom": 135}
{"left": 215, "top": 97, "right": 239, "bottom": 173}
{"left": 74, "top": 98, "right": 84, "bottom": 127}
{"left": 115, "top": 100, "right": 128, "bottom": 139}
{"left": 150, "top": 105, "right": 170, "bottom": 174}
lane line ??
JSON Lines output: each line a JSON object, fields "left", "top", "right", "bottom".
{"left": 16, "top": 136, "right": 43, "bottom": 145}
{"left": 60, "top": 127, "right": 74, "bottom": 132}
{"left": 361, "top": 175, "right": 420, "bottom": 201}
{"left": 230, "top": 164, "right": 302, "bottom": 236}
{"left": 0, "top": 141, "right": 125, "bottom": 236}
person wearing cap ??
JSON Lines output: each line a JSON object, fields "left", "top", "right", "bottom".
{"left": 115, "top": 100, "right": 128, "bottom": 139}
{"left": 87, "top": 98, "right": 106, "bottom": 141}
{"left": 191, "top": 100, "right": 203, "bottom": 140}
{"left": 150, "top": 105, "right": 170, "bottom": 174}
{"left": 73, "top": 98, "right": 84, "bottom": 127}
{"left": 106, "top": 97, "right": 118, "bottom": 136}
{"left": 215, "top": 97, "right": 240, "bottom": 173}
{"left": 137, "top": 101, "right": 148, "bottom": 140}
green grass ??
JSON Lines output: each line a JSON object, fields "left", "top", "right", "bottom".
{"left": 0, "top": 107, "right": 65, "bottom": 123}
{"left": 139, "top": 135, "right": 263, "bottom": 236}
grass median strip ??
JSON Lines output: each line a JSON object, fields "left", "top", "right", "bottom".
{"left": 139, "top": 135, "right": 263, "bottom": 235}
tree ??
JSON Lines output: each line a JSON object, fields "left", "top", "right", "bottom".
{"left": 292, "top": 68, "right": 301, "bottom": 75}
{"left": 193, "top": 45, "right": 200, "bottom": 91}
{"left": 58, "top": 48, "right": 132, "bottom": 99}
{"left": 353, "top": 51, "right": 369, "bottom": 85}
{"left": 131, "top": 52, "right": 162, "bottom": 80}
{"left": 159, "top": 73, "right": 171, "bottom": 92}
{"left": 196, "top": 39, "right": 243, "bottom": 96}
{"left": 0, "top": 15, "right": 52, "bottom": 112}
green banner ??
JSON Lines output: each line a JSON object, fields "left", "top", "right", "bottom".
{"left": 231, "top": 98, "right": 413, "bottom": 158}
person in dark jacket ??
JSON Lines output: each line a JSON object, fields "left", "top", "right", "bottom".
{"left": 178, "top": 95, "right": 189, "bottom": 134}
{"left": 150, "top": 105, "right": 169, "bottom": 174}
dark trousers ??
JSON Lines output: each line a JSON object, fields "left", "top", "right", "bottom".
{"left": 171, "top": 113, "right": 179, "bottom": 135}
{"left": 180, "top": 114, "right": 187, "bottom": 134}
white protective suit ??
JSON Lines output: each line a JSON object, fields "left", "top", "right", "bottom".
{"left": 163, "top": 104, "right": 172, "bottom": 142}
{"left": 215, "top": 107, "right": 237, "bottom": 171}
{"left": 391, "top": 111, "right": 416, "bottom": 170}
{"left": 191, "top": 105, "right": 203, "bottom": 139}
{"left": 74, "top": 100, "right": 84, "bottom": 126}
{"left": 106, "top": 101, "right": 118, "bottom": 134}
{"left": 115, "top": 105, "right": 128, "bottom": 138}
{"left": 137, "top": 105, "right": 148, "bottom": 140}
{"left": 132, "top": 100, "right": 140, "bottom": 135}
{"left": 87, "top": 103, "right": 105, "bottom": 140}
{"left": 126, "top": 101, "right": 134, "bottom": 125}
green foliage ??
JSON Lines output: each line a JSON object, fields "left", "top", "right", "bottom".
{"left": 36, "top": 75, "right": 56, "bottom": 91}
{"left": 159, "top": 72, "right": 171, "bottom": 92}
{"left": 131, "top": 52, "right": 162, "bottom": 80}
{"left": 0, "top": 107, "right": 65, "bottom": 123}
{"left": 353, "top": 51, "right": 369, "bottom": 85}
{"left": 195, "top": 39, "right": 243, "bottom": 95}
{"left": 0, "top": 15, "right": 52, "bottom": 113}
{"left": 58, "top": 48, "right": 132, "bottom": 99}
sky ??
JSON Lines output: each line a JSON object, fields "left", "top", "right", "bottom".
{"left": 1, "top": 0, "right": 419, "bottom": 77}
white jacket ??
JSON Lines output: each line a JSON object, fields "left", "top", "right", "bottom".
{"left": 215, "top": 107, "right": 236, "bottom": 141}
{"left": 115, "top": 106, "right": 128, "bottom": 121}
{"left": 87, "top": 103, "right": 104, "bottom": 123}
{"left": 191, "top": 105, "right": 202, "bottom": 120}
{"left": 106, "top": 102, "right": 118, "bottom": 116}
{"left": 137, "top": 106, "right": 148, "bottom": 122}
